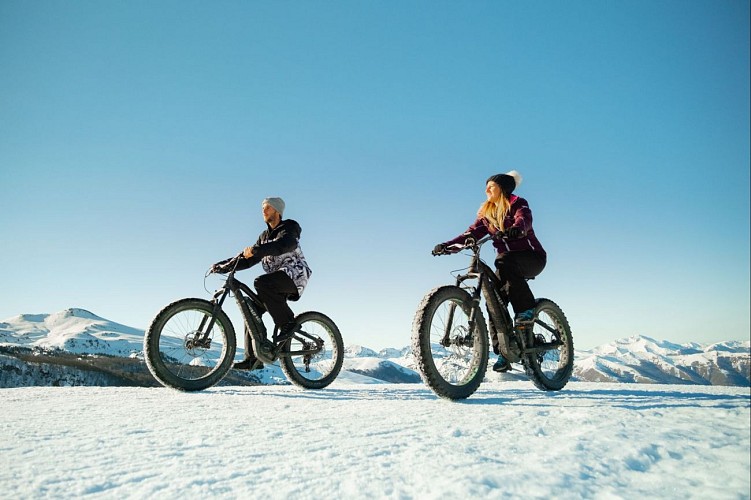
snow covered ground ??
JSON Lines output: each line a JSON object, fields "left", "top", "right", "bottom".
{"left": 2, "top": 382, "right": 749, "bottom": 499}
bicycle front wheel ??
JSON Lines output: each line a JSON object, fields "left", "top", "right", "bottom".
{"left": 144, "top": 298, "right": 236, "bottom": 391}
{"left": 412, "top": 285, "right": 489, "bottom": 400}
{"left": 523, "top": 298, "right": 574, "bottom": 391}
{"left": 279, "top": 311, "right": 344, "bottom": 389}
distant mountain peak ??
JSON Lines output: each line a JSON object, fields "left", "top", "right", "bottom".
{"left": 47, "top": 308, "right": 104, "bottom": 322}
{"left": 1, "top": 308, "right": 145, "bottom": 358}
{"left": 1, "top": 309, "right": 749, "bottom": 387}
{"left": 344, "top": 345, "right": 379, "bottom": 358}
{"left": 576, "top": 335, "right": 749, "bottom": 386}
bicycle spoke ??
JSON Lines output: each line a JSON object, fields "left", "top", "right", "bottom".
{"left": 145, "top": 281, "right": 238, "bottom": 390}
{"left": 428, "top": 298, "right": 479, "bottom": 386}
{"left": 279, "top": 312, "right": 343, "bottom": 389}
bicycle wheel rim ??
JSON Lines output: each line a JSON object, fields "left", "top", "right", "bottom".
{"left": 284, "top": 317, "right": 341, "bottom": 383}
{"left": 532, "top": 306, "right": 570, "bottom": 381}
{"left": 427, "top": 297, "right": 484, "bottom": 387}
{"left": 155, "top": 307, "right": 231, "bottom": 382}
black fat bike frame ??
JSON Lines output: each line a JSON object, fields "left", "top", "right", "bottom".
{"left": 413, "top": 233, "right": 573, "bottom": 399}
{"left": 194, "top": 255, "right": 324, "bottom": 366}
{"left": 449, "top": 235, "right": 564, "bottom": 364}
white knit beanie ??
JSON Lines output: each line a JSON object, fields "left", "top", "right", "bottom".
{"left": 262, "top": 197, "right": 285, "bottom": 217}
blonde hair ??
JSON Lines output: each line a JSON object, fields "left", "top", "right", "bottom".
{"left": 478, "top": 194, "right": 511, "bottom": 231}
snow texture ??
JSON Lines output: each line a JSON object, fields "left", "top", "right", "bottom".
{"left": 1, "top": 382, "right": 749, "bottom": 498}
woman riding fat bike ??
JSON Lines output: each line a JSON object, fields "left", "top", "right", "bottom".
{"left": 433, "top": 170, "right": 547, "bottom": 373}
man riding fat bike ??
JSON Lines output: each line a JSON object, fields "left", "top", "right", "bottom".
{"left": 211, "top": 197, "right": 312, "bottom": 370}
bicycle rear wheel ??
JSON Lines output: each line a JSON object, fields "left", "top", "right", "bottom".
{"left": 412, "top": 285, "right": 489, "bottom": 400}
{"left": 279, "top": 311, "right": 343, "bottom": 389}
{"left": 523, "top": 299, "right": 574, "bottom": 391}
{"left": 144, "top": 298, "right": 236, "bottom": 391}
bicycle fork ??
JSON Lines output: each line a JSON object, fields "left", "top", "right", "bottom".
{"left": 465, "top": 286, "right": 483, "bottom": 347}
{"left": 440, "top": 284, "right": 482, "bottom": 349}
{"left": 187, "top": 287, "right": 230, "bottom": 350}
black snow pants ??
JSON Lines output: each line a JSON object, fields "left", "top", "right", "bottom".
{"left": 242, "top": 271, "right": 298, "bottom": 360}
{"left": 494, "top": 250, "right": 546, "bottom": 315}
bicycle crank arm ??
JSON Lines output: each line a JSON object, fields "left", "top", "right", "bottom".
{"left": 248, "top": 337, "right": 277, "bottom": 364}
{"left": 283, "top": 347, "right": 322, "bottom": 357}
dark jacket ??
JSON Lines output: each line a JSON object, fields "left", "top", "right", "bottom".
{"left": 235, "top": 219, "right": 312, "bottom": 298}
{"left": 445, "top": 195, "right": 546, "bottom": 258}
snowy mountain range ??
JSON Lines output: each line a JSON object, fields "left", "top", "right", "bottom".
{"left": 1, "top": 308, "right": 749, "bottom": 387}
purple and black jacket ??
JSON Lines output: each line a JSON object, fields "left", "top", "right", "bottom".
{"left": 445, "top": 195, "right": 546, "bottom": 258}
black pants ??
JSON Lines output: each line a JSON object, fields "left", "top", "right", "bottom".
{"left": 243, "top": 271, "right": 298, "bottom": 360}
{"left": 495, "top": 251, "right": 546, "bottom": 315}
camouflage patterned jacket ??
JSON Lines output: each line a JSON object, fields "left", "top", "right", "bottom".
{"left": 237, "top": 219, "right": 312, "bottom": 299}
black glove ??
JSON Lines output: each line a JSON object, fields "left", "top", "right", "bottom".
{"left": 210, "top": 260, "right": 232, "bottom": 274}
{"left": 505, "top": 227, "right": 524, "bottom": 239}
{"left": 432, "top": 243, "right": 447, "bottom": 256}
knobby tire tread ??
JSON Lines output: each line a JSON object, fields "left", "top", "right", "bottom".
{"left": 412, "top": 285, "right": 489, "bottom": 400}
{"left": 522, "top": 298, "right": 574, "bottom": 391}
{"left": 280, "top": 311, "right": 344, "bottom": 389}
{"left": 144, "top": 298, "right": 236, "bottom": 392}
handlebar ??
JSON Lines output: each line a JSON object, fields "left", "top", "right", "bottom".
{"left": 434, "top": 234, "right": 493, "bottom": 256}
{"left": 467, "top": 234, "right": 493, "bottom": 248}
{"left": 208, "top": 252, "right": 245, "bottom": 275}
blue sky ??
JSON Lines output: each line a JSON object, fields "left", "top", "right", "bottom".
{"left": 1, "top": 0, "right": 749, "bottom": 351}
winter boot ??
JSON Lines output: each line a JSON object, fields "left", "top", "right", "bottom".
{"left": 233, "top": 358, "right": 264, "bottom": 370}
{"left": 492, "top": 355, "right": 512, "bottom": 373}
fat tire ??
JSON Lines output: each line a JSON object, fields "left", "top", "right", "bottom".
{"left": 523, "top": 298, "right": 574, "bottom": 391}
{"left": 144, "top": 298, "right": 236, "bottom": 391}
{"left": 412, "top": 285, "right": 489, "bottom": 400}
{"left": 280, "top": 311, "right": 344, "bottom": 389}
